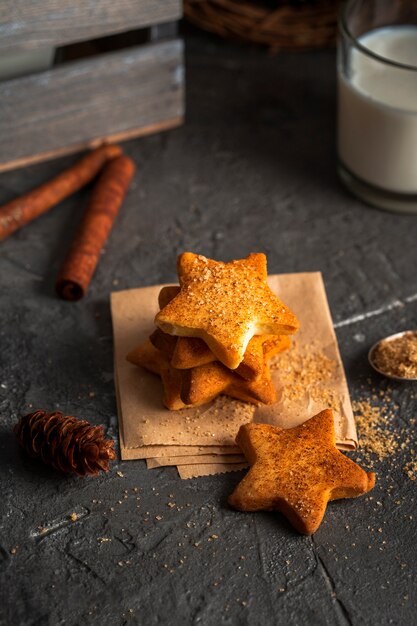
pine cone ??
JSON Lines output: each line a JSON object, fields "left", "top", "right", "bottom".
{"left": 14, "top": 410, "right": 116, "bottom": 476}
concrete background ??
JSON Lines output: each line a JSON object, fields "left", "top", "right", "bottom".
{"left": 1, "top": 31, "right": 416, "bottom": 625}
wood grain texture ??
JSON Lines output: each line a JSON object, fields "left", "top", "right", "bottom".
{"left": 0, "top": 40, "right": 184, "bottom": 170}
{"left": 0, "top": 0, "right": 182, "bottom": 52}
{"left": 0, "top": 119, "right": 182, "bottom": 174}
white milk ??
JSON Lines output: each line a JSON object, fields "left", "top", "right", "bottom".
{"left": 338, "top": 26, "right": 417, "bottom": 193}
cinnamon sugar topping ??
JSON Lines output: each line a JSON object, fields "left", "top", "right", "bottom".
{"left": 372, "top": 331, "right": 417, "bottom": 378}
{"left": 156, "top": 253, "right": 299, "bottom": 369}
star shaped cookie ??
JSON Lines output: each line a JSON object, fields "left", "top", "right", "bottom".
{"left": 155, "top": 253, "right": 299, "bottom": 370}
{"left": 172, "top": 331, "right": 290, "bottom": 380}
{"left": 180, "top": 361, "right": 277, "bottom": 406}
{"left": 157, "top": 285, "right": 291, "bottom": 379}
{"left": 228, "top": 409, "right": 375, "bottom": 534}
{"left": 151, "top": 321, "right": 291, "bottom": 381}
{"left": 127, "top": 339, "right": 278, "bottom": 409}
{"left": 126, "top": 340, "right": 187, "bottom": 410}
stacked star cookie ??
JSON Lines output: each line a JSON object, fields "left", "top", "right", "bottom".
{"left": 127, "top": 252, "right": 299, "bottom": 409}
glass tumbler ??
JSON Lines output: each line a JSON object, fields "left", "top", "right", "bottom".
{"left": 337, "top": 0, "right": 417, "bottom": 213}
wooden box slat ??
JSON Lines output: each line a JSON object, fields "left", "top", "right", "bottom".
{"left": 0, "top": 40, "right": 184, "bottom": 171}
{"left": 0, "top": 0, "right": 182, "bottom": 52}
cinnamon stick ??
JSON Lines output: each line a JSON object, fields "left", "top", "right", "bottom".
{"left": 0, "top": 144, "right": 122, "bottom": 241}
{"left": 56, "top": 155, "right": 135, "bottom": 301}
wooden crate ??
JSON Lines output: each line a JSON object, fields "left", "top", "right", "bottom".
{"left": 0, "top": 0, "right": 184, "bottom": 171}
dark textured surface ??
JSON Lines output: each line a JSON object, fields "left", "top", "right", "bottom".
{"left": 1, "top": 32, "right": 416, "bottom": 626}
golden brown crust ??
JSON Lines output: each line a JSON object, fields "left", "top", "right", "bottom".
{"left": 157, "top": 285, "right": 291, "bottom": 380}
{"left": 172, "top": 332, "right": 290, "bottom": 380}
{"left": 155, "top": 253, "right": 299, "bottom": 369}
{"left": 180, "top": 361, "right": 277, "bottom": 406}
{"left": 235, "top": 334, "right": 291, "bottom": 380}
{"left": 158, "top": 285, "right": 181, "bottom": 310}
{"left": 127, "top": 340, "right": 277, "bottom": 409}
{"left": 172, "top": 335, "right": 214, "bottom": 369}
{"left": 126, "top": 339, "right": 188, "bottom": 410}
{"left": 228, "top": 409, "right": 376, "bottom": 535}
{"left": 149, "top": 328, "right": 177, "bottom": 360}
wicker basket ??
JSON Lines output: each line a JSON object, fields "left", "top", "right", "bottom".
{"left": 184, "top": 0, "right": 339, "bottom": 51}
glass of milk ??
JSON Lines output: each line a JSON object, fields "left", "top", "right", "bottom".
{"left": 337, "top": 0, "right": 417, "bottom": 213}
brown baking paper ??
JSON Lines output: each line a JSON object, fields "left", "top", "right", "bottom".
{"left": 178, "top": 463, "right": 249, "bottom": 480}
{"left": 121, "top": 445, "right": 240, "bottom": 460}
{"left": 111, "top": 272, "right": 357, "bottom": 472}
{"left": 146, "top": 454, "right": 245, "bottom": 469}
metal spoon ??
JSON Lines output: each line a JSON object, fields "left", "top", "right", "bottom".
{"left": 368, "top": 330, "right": 417, "bottom": 381}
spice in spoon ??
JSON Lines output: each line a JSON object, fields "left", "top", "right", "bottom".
{"left": 372, "top": 331, "right": 417, "bottom": 379}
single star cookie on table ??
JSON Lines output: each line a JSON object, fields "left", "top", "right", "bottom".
{"left": 155, "top": 253, "right": 299, "bottom": 370}
{"left": 154, "top": 286, "right": 291, "bottom": 380}
{"left": 228, "top": 409, "right": 375, "bottom": 535}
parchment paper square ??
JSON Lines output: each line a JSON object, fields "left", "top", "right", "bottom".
{"left": 111, "top": 273, "right": 357, "bottom": 471}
